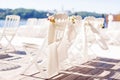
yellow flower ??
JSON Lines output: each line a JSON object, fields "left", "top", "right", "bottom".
{"left": 99, "top": 24, "right": 103, "bottom": 28}
{"left": 48, "top": 16, "right": 55, "bottom": 24}
{"left": 69, "top": 16, "right": 76, "bottom": 24}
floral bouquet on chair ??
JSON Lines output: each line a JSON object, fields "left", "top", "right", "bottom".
{"left": 48, "top": 16, "right": 55, "bottom": 24}
{"left": 69, "top": 16, "right": 76, "bottom": 24}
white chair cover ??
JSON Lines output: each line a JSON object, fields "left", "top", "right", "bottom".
{"left": 68, "top": 16, "right": 108, "bottom": 65}
{"left": 22, "top": 13, "right": 69, "bottom": 78}
{"left": 48, "top": 13, "right": 69, "bottom": 72}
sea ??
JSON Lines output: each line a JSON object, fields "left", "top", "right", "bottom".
{"left": 0, "top": 20, "right": 27, "bottom": 27}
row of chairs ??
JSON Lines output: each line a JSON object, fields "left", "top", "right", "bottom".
{"left": 0, "top": 15, "right": 47, "bottom": 52}
{"left": 22, "top": 14, "right": 108, "bottom": 79}
{"left": 0, "top": 14, "right": 108, "bottom": 79}
{"left": 0, "top": 14, "right": 69, "bottom": 79}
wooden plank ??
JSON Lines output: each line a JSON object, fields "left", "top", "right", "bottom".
{"left": 75, "top": 75, "right": 91, "bottom": 80}
{"left": 49, "top": 73, "right": 70, "bottom": 80}
{"left": 61, "top": 74, "right": 80, "bottom": 80}
{"left": 96, "top": 57, "right": 120, "bottom": 63}
{"left": 85, "top": 62, "right": 114, "bottom": 69}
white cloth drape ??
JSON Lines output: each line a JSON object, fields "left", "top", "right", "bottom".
{"left": 48, "top": 42, "right": 58, "bottom": 77}
{"left": 68, "top": 20, "right": 109, "bottom": 65}
{"left": 47, "top": 20, "right": 69, "bottom": 77}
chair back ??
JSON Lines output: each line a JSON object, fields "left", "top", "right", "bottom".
{"left": 26, "top": 18, "right": 37, "bottom": 27}
{"left": 75, "top": 16, "right": 82, "bottom": 21}
{"left": 95, "top": 18, "right": 104, "bottom": 28}
{"left": 4, "top": 15, "right": 20, "bottom": 28}
{"left": 73, "top": 16, "right": 82, "bottom": 32}
{"left": 84, "top": 16, "right": 96, "bottom": 24}
{"left": 84, "top": 16, "right": 95, "bottom": 21}
{"left": 53, "top": 14, "right": 68, "bottom": 42}
{"left": 53, "top": 13, "right": 68, "bottom": 20}
{"left": 83, "top": 16, "right": 96, "bottom": 43}
{"left": 48, "top": 13, "right": 68, "bottom": 44}
{"left": 4, "top": 15, "right": 20, "bottom": 36}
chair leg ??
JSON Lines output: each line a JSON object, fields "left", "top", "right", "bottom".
{"left": 21, "top": 56, "right": 41, "bottom": 75}
{"left": 0, "top": 36, "right": 4, "bottom": 49}
{"left": 3, "top": 36, "right": 16, "bottom": 52}
{"left": 21, "top": 61, "right": 35, "bottom": 74}
{"left": 22, "top": 46, "right": 42, "bottom": 74}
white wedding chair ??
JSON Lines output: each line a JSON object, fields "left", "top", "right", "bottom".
{"left": 22, "top": 13, "right": 69, "bottom": 79}
{"left": 72, "top": 16, "right": 97, "bottom": 64}
{"left": 26, "top": 18, "right": 37, "bottom": 27}
{"left": 1, "top": 15, "right": 20, "bottom": 52}
{"left": 69, "top": 18, "right": 91, "bottom": 64}
{"left": 83, "top": 16, "right": 108, "bottom": 58}
{"left": 84, "top": 16, "right": 108, "bottom": 49}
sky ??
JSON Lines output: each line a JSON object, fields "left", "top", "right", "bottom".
{"left": 0, "top": 0, "right": 120, "bottom": 14}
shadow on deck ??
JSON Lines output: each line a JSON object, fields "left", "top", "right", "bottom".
{"left": 47, "top": 57, "right": 120, "bottom": 80}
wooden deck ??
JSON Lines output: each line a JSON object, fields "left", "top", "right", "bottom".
{"left": 1, "top": 53, "right": 120, "bottom": 80}
{"left": 47, "top": 57, "right": 120, "bottom": 80}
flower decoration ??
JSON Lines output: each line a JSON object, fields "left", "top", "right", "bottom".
{"left": 48, "top": 16, "right": 55, "bottom": 24}
{"left": 99, "top": 24, "right": 103, "bottom": 28}
{"left": 84, "top": 21, "right": 89, "bottom": 26}
{"left": 69, "top": 16, "right": 76, "bottom": 24}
